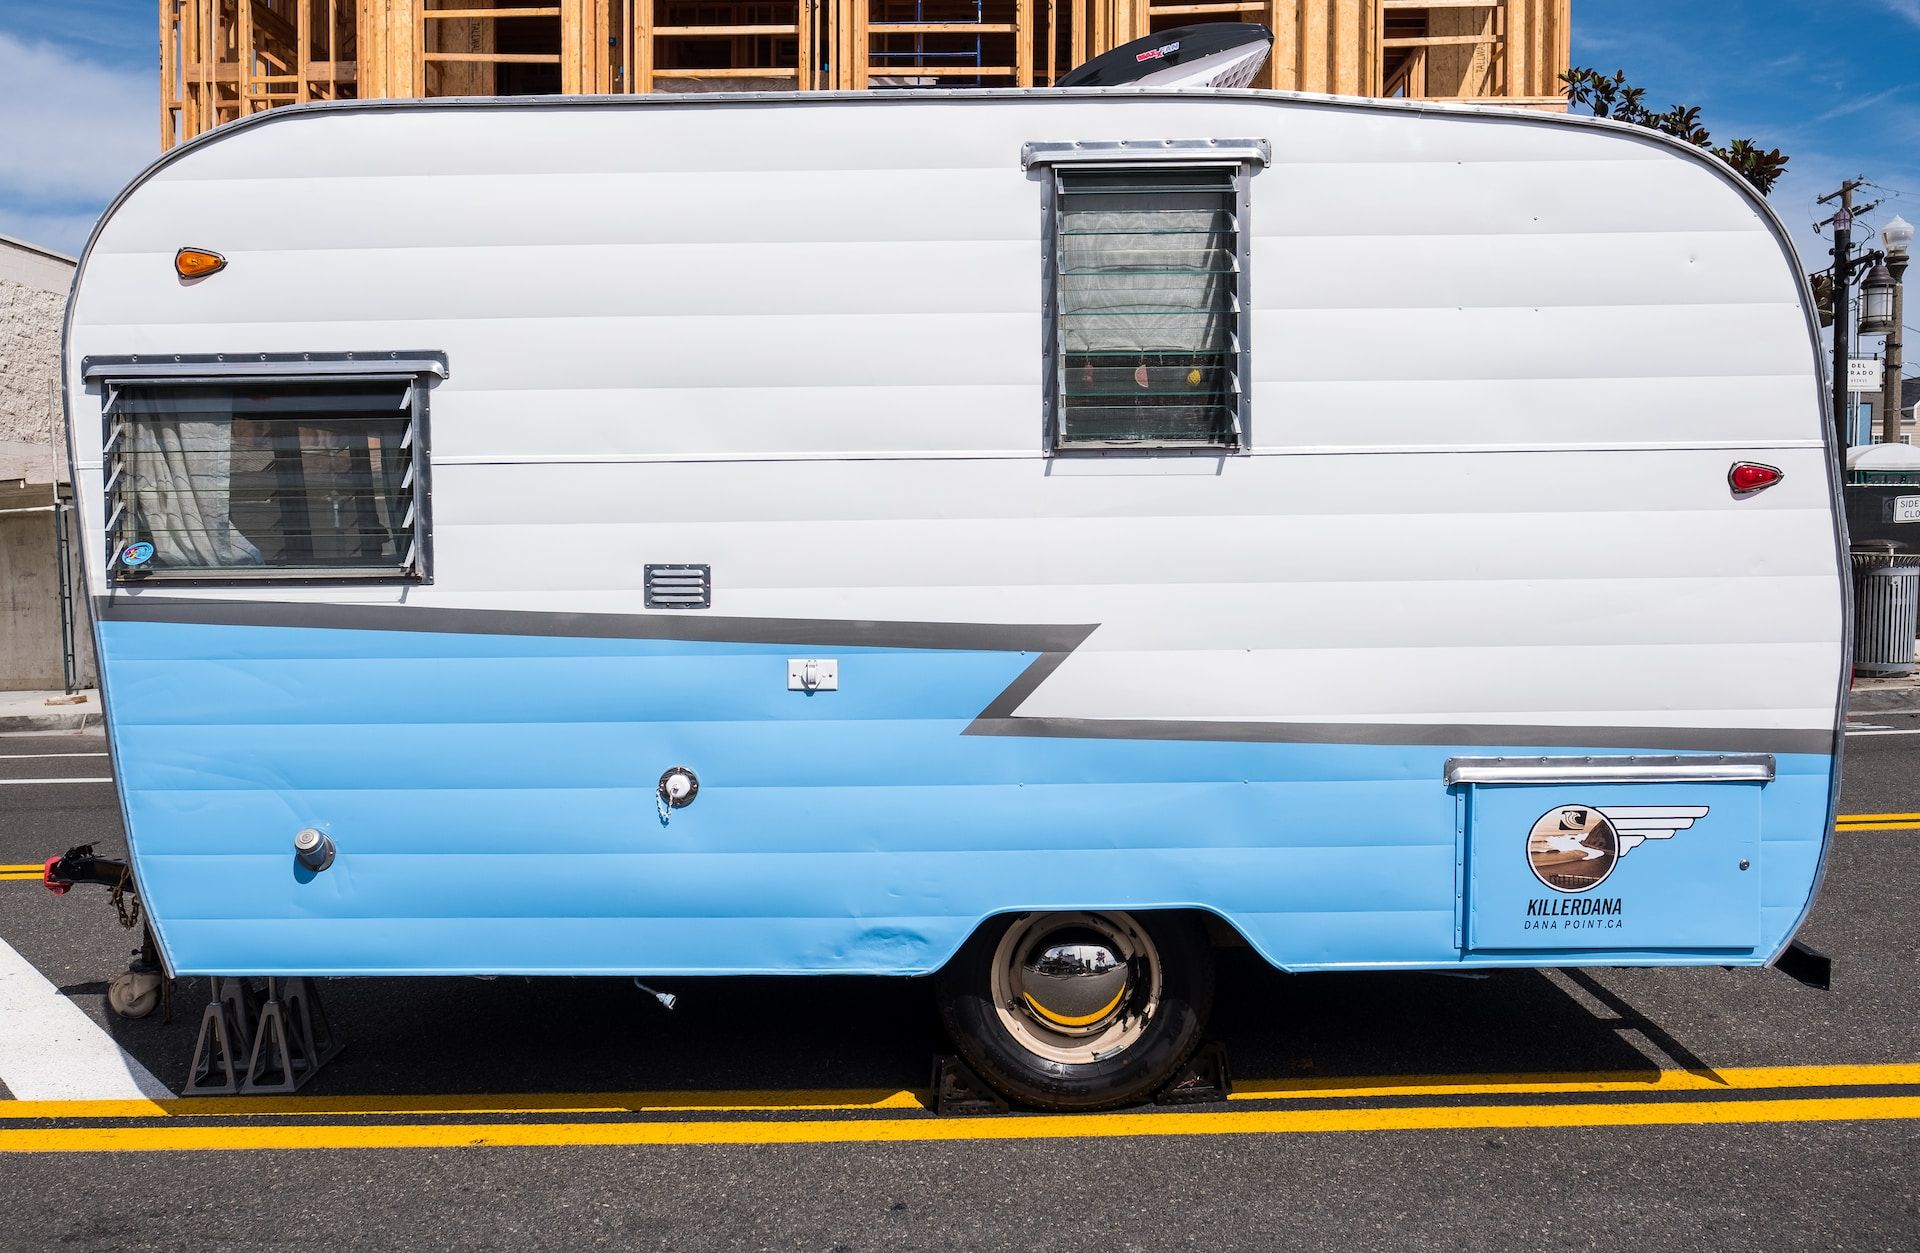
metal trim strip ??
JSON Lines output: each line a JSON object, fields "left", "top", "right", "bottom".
{"left": 1022, "top": 137, "right": 1273, "bottom": 168}
{"left": 82, "top": 352, "right": 449, "bottom": 382}
{"left": 1443, "top": 754, "right": 1778, "bottom": 786}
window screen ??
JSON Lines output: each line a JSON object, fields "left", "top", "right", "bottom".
{"left": 1050, "top": 165, "right": 1246, "bottom": 450}
{"left": 105, "top": 379, "right": 425, "bottom": 581}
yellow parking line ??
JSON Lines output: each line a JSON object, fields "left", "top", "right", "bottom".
{"left": 1837, "top": 813, "right": 1920, "bottom": 822}
{"left": 1835, "top": 821, "right": 1920, "bottom": 831}
{"left": 0, "top": 1087, "right": 928, "bottom": 1121}
{"left": 4, "top": 1062, "right": 1914, "bottom": 1124}
{"left": 2, "top": 1094, "right": 1916, "bottom": 1154}
{"left": 0, "top": 865, "right": 43, "bottom": 874}
{"left": 1231, "top": 1062, "right": 1920, "bottom": 1101}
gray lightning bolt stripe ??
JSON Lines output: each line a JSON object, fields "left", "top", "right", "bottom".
{"left": 92, "top": 597, "right": 1831, "bottom": 755}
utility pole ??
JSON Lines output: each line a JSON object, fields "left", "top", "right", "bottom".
{"left": 1818, "top": 179, "right": 1868, "bottom": 445}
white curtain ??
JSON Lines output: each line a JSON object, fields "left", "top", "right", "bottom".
{"left": 127, "top": 418, "right": 262, "bottom": 567}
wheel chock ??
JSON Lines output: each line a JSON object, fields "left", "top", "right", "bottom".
{"left": 931, "top": 1056, "right": 1009, "bottom": 1115}
{"left": 1154, "top": 1042, "right": 1232, "bottom": 1105}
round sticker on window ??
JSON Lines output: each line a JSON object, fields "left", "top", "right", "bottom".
{"left": 121, "top": 541, "right": 155, "bottom": 568}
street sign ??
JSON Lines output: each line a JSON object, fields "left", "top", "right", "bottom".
{"left": 1895, "top": 496, "right": 1920, "bottom": 524}
{"left": 1849, "top": 358, "right": 1885, "bottom": 392}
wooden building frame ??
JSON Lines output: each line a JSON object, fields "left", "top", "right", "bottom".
{"left": 162, "top": 0, "right": 1571, "bottom": 147}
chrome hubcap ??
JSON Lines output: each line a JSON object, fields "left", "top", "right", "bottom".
{"left": 990, "top": 912, "right": 1161, "bottom": 1065}
{"left": 1019, "top": 929, "right": 1131, "bottom": 1035}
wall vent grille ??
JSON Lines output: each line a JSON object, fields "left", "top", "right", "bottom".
{"left": 645, "top": 564, "right": 711, "bottom": 609}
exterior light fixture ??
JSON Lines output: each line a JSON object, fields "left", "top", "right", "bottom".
{"left": 1884, "top": 214, "right": 1914, "bottom": 262}
{"left": 174, "top": 247, "right": 226, "bottom": 280}
{"left": 1860, "top": 259, "right": 1896, "bottom": 336}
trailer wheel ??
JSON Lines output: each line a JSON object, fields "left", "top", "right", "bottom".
{"left": 107, "top": 970, "right": 162, "bottom": 1019}
{"left": 935, "top": 910, "right": 1212, "bottom": 1111}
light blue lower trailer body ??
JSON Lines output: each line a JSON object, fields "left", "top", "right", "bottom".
{"left": 98, "top": 616, "right": 1834, "bottom": 978}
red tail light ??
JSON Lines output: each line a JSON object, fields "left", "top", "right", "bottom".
{"left": 1729, "top": 462, "right": 1783, "bottom": 495}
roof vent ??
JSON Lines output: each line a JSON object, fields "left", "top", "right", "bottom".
{"left": 1056, "top": 23, "right": 1274, "bottom": 90}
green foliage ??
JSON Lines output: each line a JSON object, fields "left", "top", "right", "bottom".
{"left": 1809, "top": 272, "right": 1836, "bottom": 328}
{"left": 1562, "top": 67, "right": 1791, "bottom": 197}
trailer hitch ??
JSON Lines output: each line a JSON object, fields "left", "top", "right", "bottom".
{"left": 43, "top": 844, "right": 142, "bottom": 929}
{"left": 44, "top": 843, "right": 130, "bottom": 890}
{"left": 43, "top": 844, "right": 170, "bottom": 1019}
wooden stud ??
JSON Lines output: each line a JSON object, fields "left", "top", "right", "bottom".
{"left": 796, "top": 0, "right": 812, "bottom": 89}
{"left": 1043, "top": 0, "right": 1055, "bottom": 84}
{"left": 1555, "top": 0, "right": 1571, "bottom": 106}
{"left": 160, "top": 0, "right": 174, "bottom": 148}
{"left": 1266, "top": 0, "right": 1296, "bottom": 90}
{"left": 1335, "top": 0, "right": 1361, "bottom": 95}
{"left": 637, "top": 0, "right": 655, "bottom": 92}
{"left": 560, "top": 0, "right": 582, "bottom": 93}
{"left": 238, "top": 0, "right": 255, "bottom": 114}
{"left": 1505, "top": 0, "right": 1528, "bottom": 98}
{"left": 297, "top": 0, "right": 311, "bottom": 102}
{"left": 852, "top": 0, "right": 868, "bottom": 90}
{"left": 1298, "top": 0, "right": 1327, "bottom": 92}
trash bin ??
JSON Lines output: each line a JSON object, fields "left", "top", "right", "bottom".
{"left": 1852, "top": 544, "right": 1920, "bottom": 676}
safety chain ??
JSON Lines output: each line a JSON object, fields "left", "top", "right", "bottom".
{"left": 109, "top": 865, "right": 142, "bottom": 931}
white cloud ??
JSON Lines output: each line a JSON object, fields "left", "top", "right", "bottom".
{"left": 1877, "top": 1, "right": 1920, "bottom": 29}
{"left": 1815, "top": 85, "right": 1906, "bottom": 125}
{"left": 0, "top": 32, "right": 154, "bottom": 203}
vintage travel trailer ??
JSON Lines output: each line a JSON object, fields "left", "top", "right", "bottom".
{"left": 61, "top": 84, "right": 1846, "bottom": 1107}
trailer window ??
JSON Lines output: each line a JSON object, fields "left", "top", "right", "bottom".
{"left": 1047, "top": 164, "right": 1247, "bottom": 452}
{"left": 104, "top": 378, "right": 427, "bottom": 582}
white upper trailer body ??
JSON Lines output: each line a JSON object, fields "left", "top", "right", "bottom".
{"left": 64, "top": 90, "right": 1844, "bottom": 998}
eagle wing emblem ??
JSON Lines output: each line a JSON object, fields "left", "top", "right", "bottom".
{"left": 1597, "top": 806, "right": 1710, "bottom": 857}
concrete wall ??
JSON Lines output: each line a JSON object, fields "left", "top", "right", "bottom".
{"left": 0, "top": 235, "right": 93, "bottom": 690}
{"left": 0, "top": 494, "right": 94, "bottom": 691}
{"left": 0, "top": 235, "right": 75, "bottom": 485}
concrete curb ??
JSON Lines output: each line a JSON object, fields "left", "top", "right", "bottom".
{"left": 0, "top": 691, "right": 103, "bottom": 734}
{"left": 0, "top": 708, "right": 102, "bottom": 733}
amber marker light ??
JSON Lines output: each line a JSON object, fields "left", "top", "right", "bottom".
{"left": 174, "top": 247, "right": 226, "bottom": 279}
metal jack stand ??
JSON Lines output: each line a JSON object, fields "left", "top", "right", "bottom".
{"left": 185, "top": 978, "right": 262, "bottom": 1095}
{"left": 185, "top": 977, "right": 341, "bottom": 1096}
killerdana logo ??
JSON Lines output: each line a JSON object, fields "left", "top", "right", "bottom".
{"left": 1526, "top": 803, "right": 1709, "bottom": 893}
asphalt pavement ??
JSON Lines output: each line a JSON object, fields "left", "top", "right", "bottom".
{"left": 0, "top": 721, "right": 1916, "bottom": 1252}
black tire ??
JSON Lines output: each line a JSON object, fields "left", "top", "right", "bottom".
{"left": 935, "top": 910, "right": 1214, "bottom": 1111}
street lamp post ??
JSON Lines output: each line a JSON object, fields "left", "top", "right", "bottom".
{"left": 1881, "top": 215, "right": 1912, "bottom": 445}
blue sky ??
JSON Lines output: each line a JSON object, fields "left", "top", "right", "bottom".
{"left": 0, "top": 0, "right": 1915, "bottom": 279}
{"left": 1576, "top": 2, "right": 1920, "bottom": 295}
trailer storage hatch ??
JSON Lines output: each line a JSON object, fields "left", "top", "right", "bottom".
{"left": 1449, "top": 755, "right": 1772, "bottom": 953}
